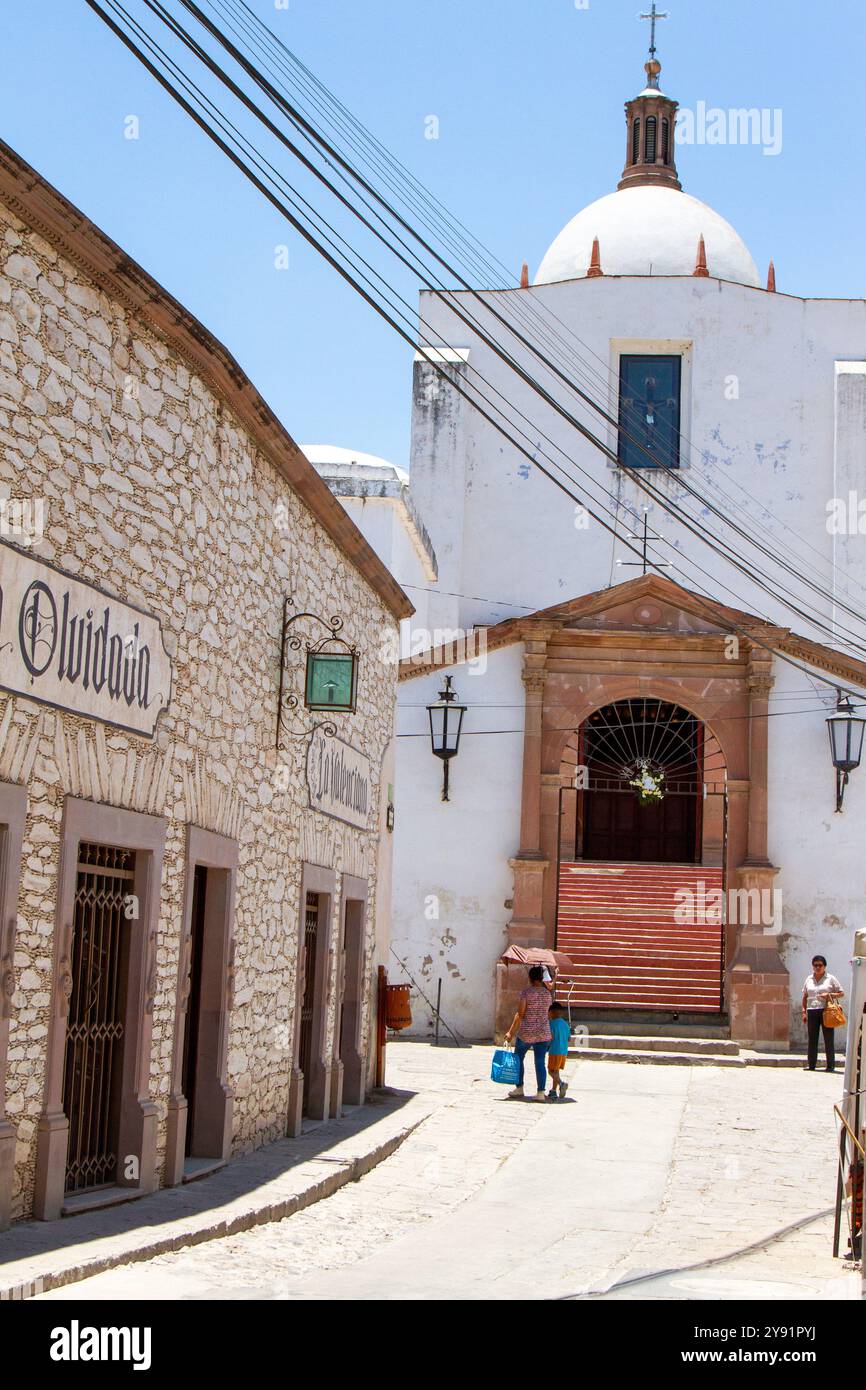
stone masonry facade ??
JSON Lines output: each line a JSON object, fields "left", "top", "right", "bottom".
{"left": 0, "top": 159, "right": 404, "bottom": 1222}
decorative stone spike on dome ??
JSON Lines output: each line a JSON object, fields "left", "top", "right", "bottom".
{"left": 520, "top": 262, "right": 529, "bottom": 288}
{"left": 767, "top": 260, "right": 776, "bottom": 292}
{"left": 693, "top": 234, "right": 709, "bottom": 277}
{"left": 586, "top": 237, "right": 603, "bottom": 278}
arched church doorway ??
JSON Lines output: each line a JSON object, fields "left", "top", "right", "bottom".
{"left": 578, "top": 698, "right": 703, "bottom": 864}
{"left": 555, "top": 698, "right": 728, "bottom": 1013}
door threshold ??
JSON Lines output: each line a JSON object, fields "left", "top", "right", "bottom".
{"left": 182, "top": 1156, "right": 228, "bottom": 1184}
{"left": 62, "top": 1185, "right": 144, "bottom": 1218}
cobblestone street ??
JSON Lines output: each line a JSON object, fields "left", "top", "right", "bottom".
{"left": 37, "top": 1040, "right": 859, "bottom": 1302}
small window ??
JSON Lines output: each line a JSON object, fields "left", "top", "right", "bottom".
{"left": 645, "top": 116, "right": 657, "bottom": 163}
{"left": 631, "top": 118, "right": 641, "bottom": 165}
{"left": 662, "top": 119, "right": 670, "bottom": 164}
{"left": 618, "top": 355, "right": 682, "bottom": 469}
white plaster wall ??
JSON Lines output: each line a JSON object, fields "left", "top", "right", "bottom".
{"left": 333, "top": 493, "right": 432, "bottom": 668}
{"left": 392, "top": 644, "right": 524, "bottom": 1039}
{"left": 767, "top": 657, "right": 865, "bottom": 1044}
{"left": 404, "top": 274, "right": 866, "bottom": 1035}
{"left": 408, "top": 278, "right": 866, "bottom": 644}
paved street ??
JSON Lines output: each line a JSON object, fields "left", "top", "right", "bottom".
{"left": 39, "top": 1041, "right": 859, "bottom": 1302}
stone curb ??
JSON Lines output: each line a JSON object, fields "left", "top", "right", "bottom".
{"left": 0, "top": 1105, "right": 430, "bottom": 1298}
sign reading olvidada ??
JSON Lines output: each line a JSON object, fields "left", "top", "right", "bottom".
{"left": 306, "top": 727, "right": 371, "bottom": 829}
{"left": 0, "top": 542, "right": 172, "bottom": 737}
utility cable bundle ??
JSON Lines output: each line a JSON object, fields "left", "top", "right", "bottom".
{"left": 82, "top": 0, "right": 866, "bottom": 701}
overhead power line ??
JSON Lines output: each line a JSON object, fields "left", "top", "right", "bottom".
{"left": 191, "top": 0, "right": 866, "bottom": 635}
{"left": 169, "top": 0, "right": 866, "bottom": 655}
{"left": 82, "top": 0, "right": 866, "bottom": 700}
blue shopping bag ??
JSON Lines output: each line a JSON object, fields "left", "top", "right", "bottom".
{"left": 490, "top": 1047, "right": 521, "bottom": 1086}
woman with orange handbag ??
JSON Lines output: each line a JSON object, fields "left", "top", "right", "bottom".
{"left": 801, "top": 955, "right": 845, "bottom": 1072}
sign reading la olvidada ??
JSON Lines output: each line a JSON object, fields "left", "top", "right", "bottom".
{"left": 306, "top": 726, "right": 371, "bottom": 830}
{"left": 0, "top": 542, "right": 172, "bottom": 737}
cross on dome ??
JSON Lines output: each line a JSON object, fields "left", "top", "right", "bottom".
{"left": 640, "top": 3, "right": 669, "bottom": 61}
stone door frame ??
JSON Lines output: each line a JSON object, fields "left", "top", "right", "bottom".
{"left": 287, "top": 862, "right": 335, "bottom": 1135}
{"left": 505, "top": 615, "right": 788, "bottom": 1043}
{"left": 0, "top": 780, "right": 27, "bottom": 1230}
{"left": 34, "top": 796, "right": 167, "bottom": 1221}
{"left": 165, "top": 825, "right": 238, "bottom": 1186}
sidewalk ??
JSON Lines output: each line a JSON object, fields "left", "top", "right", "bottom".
{"left": 0, "top": 1087, "right": 431, "bottom": 1297}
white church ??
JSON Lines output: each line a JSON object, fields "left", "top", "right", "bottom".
{"left": 308, "top": 35, "right": 866, "bottom": 1049}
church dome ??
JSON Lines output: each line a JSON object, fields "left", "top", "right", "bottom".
{"left": 534, "top": 185, "right": 761, "bottom": 288}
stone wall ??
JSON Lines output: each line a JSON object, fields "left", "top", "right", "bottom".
{"left": 0, "top": 199, "right": 398, "bottom": 1220}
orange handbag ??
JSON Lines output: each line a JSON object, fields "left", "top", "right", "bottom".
{"left": 823, "top": 998, "right": 846, "bottom": 1029}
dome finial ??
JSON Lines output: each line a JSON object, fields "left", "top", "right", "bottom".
{"left": 619, "top": 6, "right": 681, "bottom": 192}
{"left": 640, "top": 4, "right": 669, "bottom": 70}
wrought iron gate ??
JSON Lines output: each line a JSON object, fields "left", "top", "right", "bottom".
{"left": 298, "top": 891, "right": 319, "bottom": 1086}
{"left": 62, "top": 842, "right": 134, "bottom": 1194}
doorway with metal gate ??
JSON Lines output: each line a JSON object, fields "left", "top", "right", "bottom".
{"left": 61, "top": 841, "right": 134, "bottom": 1195}
{"left": 35, "top": 798, "right": 166, "bottom": 1222}
{"left": 554, "top": 698, "right": 729, "bottom": 1013}
{"left": 571, "top": 698, "right": 707, "bottom": 864}
{"left": 298, "top": 890, "right": 320, "bottom": 1100}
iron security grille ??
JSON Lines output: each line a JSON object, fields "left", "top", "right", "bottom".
{"left": 62, "top": 842, "right": 134, "bottom": 1194}
{"left": 583, "top": 698, "right": 702, "bottom": 793}
{"left": 298, "top": 891, "right": 319, "bottom": 1085}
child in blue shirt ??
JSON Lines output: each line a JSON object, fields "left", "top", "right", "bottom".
{"left": 547, "top": 1001, "right": 571, "bottom": 1101}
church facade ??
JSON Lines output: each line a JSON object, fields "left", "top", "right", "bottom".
{"left": 389, "top": 51, "right": 866, "bottom": 1046}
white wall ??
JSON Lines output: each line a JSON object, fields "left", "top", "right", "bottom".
{"left": 392, "top": 644, "right": 524, "bottom": 1039}
{"left": 403, "top": 274, "right": 866, "bottom": 1035}
{"left": 335, "top": 493, "right": 433, "bottom": 660}
{"left": 408, "top": 278, "right": 866, "bottom": 647}
{"left": 768, "top": 657, "right": 866, "bottom": 1042}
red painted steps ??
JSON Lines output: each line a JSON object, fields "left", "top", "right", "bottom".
{"left": 555, "top": 860, "right": 724, "bottom": 1013}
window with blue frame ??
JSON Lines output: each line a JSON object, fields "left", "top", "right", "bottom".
{"left": 617, "top": 354, "right": 682, "bottom": 469}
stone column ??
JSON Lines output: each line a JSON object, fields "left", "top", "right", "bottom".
{"left": 744, "top": 664, "right": 773, "bottom": 868}
{"left": 729, "top": 656, "right": 789, "bottom": 1048}
{"left": 507, "top": 639, "right": 551, "bottom": 947}
{"left": 497, "top": 638, "right": 552, "bottom": 1037}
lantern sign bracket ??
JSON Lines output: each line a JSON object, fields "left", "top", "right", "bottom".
{"left": 276, "top": 596, "right": 359, "bottom": 748}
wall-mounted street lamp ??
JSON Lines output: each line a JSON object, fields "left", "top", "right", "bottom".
{"left": 427, "top": 675, "right": 466, "bottom": 803}
{"left": 827, "top": 694, "right": 866, "bottom": 813}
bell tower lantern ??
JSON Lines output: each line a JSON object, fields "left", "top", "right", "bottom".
{"left": 618, "top": 6, "right": 682, "bottom": 192}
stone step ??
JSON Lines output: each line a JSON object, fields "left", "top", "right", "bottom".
{"left": 570, "top": 1046, "right": 809, "bottom": 1068}
{"left": 576, "top": 1019, "right": 730, "bottom": 1038}
{"left": 582, "top": 1033, "right": 740, "bottom": 1055}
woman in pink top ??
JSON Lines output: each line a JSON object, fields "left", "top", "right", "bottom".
{"left": 503, "top": 966, "right": 552, "bottom": 1100}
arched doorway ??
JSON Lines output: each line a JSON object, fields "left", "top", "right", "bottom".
{"left": 581, "top": 698, "right": 701, "bottom": 863}
{"left": 555, "top": 697, "right": 728, "bottom": 1013}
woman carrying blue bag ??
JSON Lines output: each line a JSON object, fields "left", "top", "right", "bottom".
{"left": 501, "top": 965, "right": 552, "bottom": 1101}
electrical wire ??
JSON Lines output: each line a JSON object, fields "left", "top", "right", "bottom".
{"left": 83, "top": 0, "right": 866, "bottom": 699}
{"left": 202, "top": 0, "right": 866, "bottom": 625}
{"left": 132, "top": 0, "right": 866, "bottom": 661}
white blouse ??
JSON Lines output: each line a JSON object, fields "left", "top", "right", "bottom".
{"left": 802, "top": 973, "right": 843, "bottom": 1010}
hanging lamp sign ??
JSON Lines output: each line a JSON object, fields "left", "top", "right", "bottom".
{"left": 0, "top": 542, "right": 172, "bottom": 737}
{"left": 306, "top": 726, "right": 371, "bottom": 829}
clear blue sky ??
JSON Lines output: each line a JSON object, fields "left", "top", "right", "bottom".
{"left": 2, "top": 0, "right": 863, "bottom": 467}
